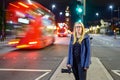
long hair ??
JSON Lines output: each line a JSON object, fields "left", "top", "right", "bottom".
{"left": 73, "top": 22, "right": 85, "bottom": 44}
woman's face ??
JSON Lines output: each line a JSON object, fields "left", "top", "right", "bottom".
{"left": 75, "top": 24, "right": 82, "bottom": 34}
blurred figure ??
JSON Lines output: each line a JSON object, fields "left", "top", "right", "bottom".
{"left": 114, "top": 30, "right": 116, "bottom": 39}
{"left": 67, "top": 22, "right": 91, "bottom": 80}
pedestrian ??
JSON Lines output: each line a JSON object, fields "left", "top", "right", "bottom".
{"left": 114, "top": 30, "right": 116, "bottom": 39}
{"left": 67, "top": 22, "right": 91, "bottom": 80}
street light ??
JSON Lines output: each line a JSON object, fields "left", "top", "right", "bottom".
{"left": 96, "top": 12, "right": 99, "bottom": 17}
{"left": 95, "top": 12, "right": 99, "bottom": 21}
{"left": 52, "top": 4, "right": 56, "bottom": 11}
{"left": 59, "top": 12, "right": 63, "bottom": 16}
{"left": 109, "top": 5, "right": 113, "bottom": 21}
{"left": 65, "top": 12, "right": 69, "bottom": 17}
{"left": 109, "top": 5, "right": 113, "bottom": 9}
{"left": 59, "top": 12, "right": 63, "bottom": 22}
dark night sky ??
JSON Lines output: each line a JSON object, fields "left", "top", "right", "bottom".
{"left": 1, "top": 0, "right": 120, "bottom": 25}
{"left": 82, "top": 0, "right": 119, "bottom": 25}
{"left": 34, "top": 0, "right": 120, "bottom": 25}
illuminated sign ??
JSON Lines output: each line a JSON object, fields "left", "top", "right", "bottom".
{"left": 18, "top": 18, "right": 29, "bottom": 24}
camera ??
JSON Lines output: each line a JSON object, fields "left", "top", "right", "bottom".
{"left": 61, "top": 67, "right": 72, "bottom": 73}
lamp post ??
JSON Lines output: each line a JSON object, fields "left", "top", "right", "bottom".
{"left": 59, "top": 12, "right": 63, "bottom": 22}
{"left": 95, "top": 12, "right": 99, "bottom": 23}
{"left": 65, "top": 6, "right": 71, "bottom": 30}
{"left": 52, "top": 4, "right": 56, "bottom": 11}
{"left": 109, "top": 5, "right": 113, "bottom": 22}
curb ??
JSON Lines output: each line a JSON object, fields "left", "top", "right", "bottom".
{"left": 96, "top": 58, "right": 113, "bottom": 80}
{"left": 50, "top": 57, "right": 114, "bottom": 80}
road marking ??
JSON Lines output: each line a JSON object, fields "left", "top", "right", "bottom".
{"left": 112, "top": 70, "right": 120, "bottom": 76}
{"left": 0, "top": 68, "right": 51, "bottom": 80}
{"left": 35, "top": 72, "right": 50, "bottom": 80}
{"left": 0, "top": 68, "right": 51, "bottom": 72}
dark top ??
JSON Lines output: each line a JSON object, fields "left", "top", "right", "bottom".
{"left": 73, "top": 38, "right": 81, "bottom": 64}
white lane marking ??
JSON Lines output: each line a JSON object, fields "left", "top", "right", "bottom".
{"left": 111, "top": 70, "right": 120, "bottom": 76}
{"left": 0, "top": 68, "right": 51, "bottom": 72}
{"left": 0, "top": 68, "right": 51, "bottom": 80}
{"left": 35, "top": 72, "right": 50, "bottom": 80}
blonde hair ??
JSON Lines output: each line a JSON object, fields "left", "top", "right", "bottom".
{"left": 73, "top": 22, "right": 85, "bottom": 44}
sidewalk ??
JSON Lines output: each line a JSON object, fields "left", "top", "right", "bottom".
{"left": 0, "top": 40, "right": 9, "bottom": 48}
{"left": 50, "top": 57, "right": 114, "bottom": 80}
{"left": 0, "top": 36, "right": 14, "bottom": 47}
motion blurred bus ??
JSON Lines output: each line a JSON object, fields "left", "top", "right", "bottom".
{"left": 6, "top": 1, "right": 56, "bottom": 49}
{"left": 57, "top": 23, "right": 68, "bottom": 37}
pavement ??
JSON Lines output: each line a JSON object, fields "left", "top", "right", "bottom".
{"left": 50, "top": 57, "right": 114, "bottom": 80}
{"left": 0, "top": 36, "right": 15, "bottom": 47}
{"left": 0, "top": 40, "right": 9, "bottom": 47}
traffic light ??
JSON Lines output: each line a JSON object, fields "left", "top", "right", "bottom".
{"left": 77, "top": 19, "right": 82, "bottom": 22}
{"left": 76, "top": 5, "right": 83, "bottom": 14}
{"left": 75, "top": 5, "right": 83, "bottom": 22}
{"left": 75, "top": 1, "right": 84, "bottom": 22}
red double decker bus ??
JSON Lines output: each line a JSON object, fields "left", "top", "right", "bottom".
{"left": 7, "top": 1, "right": 56, "bottom": 49}
{"left": 57, "top": 23, "right": 68, "bottom": 37}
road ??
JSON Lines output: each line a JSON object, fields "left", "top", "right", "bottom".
{"left": 0, "top": 34, "right": 120, "bottom": 80}
{"left": 0, "top": 35, "right": 70, "bottom": 80}
{"left": 91, "top": 34, "right": 120, "bottom": 80}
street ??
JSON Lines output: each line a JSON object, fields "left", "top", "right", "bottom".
{"left": 1, "top": 0, "right": 120, "bottom": 79}
{"left": 0, "top": 35, "right": 69, "bottom": 80}
{"left": 91, "top": 34, "right": 120, "bottom": 80}
{"left": 0, "top": 34, "right": 120, "bottom": 80}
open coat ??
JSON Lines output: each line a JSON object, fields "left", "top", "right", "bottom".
{"left": 67, "top": 34, "right": 91, "bottom": 68}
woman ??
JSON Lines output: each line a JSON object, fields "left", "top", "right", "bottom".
{"left": 67, "top": 22, "right": 91, "bottom": 80}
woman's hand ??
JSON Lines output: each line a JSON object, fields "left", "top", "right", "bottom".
{"left": 66, "top": 64, "right": 71, "bottom": 68}
{"left": 84, "top": 68, "right": 88, "bottom": 70}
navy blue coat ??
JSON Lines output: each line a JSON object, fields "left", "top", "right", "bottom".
{"left": 67, "top": 34, "right": 91, "bottom": 68}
